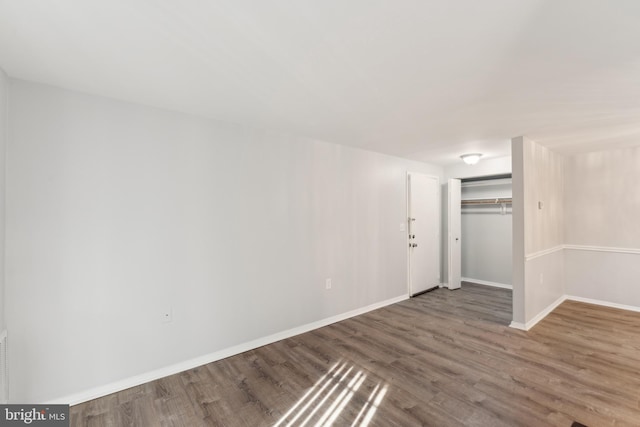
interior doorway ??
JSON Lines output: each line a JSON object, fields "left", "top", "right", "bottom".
{"left": 460, "top": 176, "right": 513, "bottom": 288}
{"left": 445, "top": 174, "right": 513, "bottom": 291}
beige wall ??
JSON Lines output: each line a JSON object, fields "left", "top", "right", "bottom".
{"left": 512, "top": 136, "right": 565, "bottom": 327}
{"left": 523, "top": 139, "right": 564, "bottom": 255}
{"left": 514, "top": 139, "right": 640, "bottom": 328}
{"left": 564, "top": 146, "right": 640, "bottom": 307}
{"left": 565, "top": 147, "right": 640, "bottom": 248}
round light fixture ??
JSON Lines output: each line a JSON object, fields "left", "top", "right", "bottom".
{"left": 460, "top": 153, "right": 482, "bottom": 165}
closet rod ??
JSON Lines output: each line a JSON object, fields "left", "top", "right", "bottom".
{"left": 461, "top": 198, "right": 512, "bottom": 206}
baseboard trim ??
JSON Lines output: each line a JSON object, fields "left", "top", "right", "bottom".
{"left": 524, "top": 295, "right": 567, "bottom": 330}
{"left": 49, "top": 294, "right": 409, "bottom": 406}
{"left": 566, "top": 296, "right": 640, "bottom": 313}
{"left": 462, "top": 277, "right": 512, "bottom": 289}
{"left": 508, "top": 321, "right": 527, "bottom": 331}
{"left": 509, "top": 294, "right": 567, "bottom": 331}
{"left": 509, "top": 294, "right": 640, "bottom": 332}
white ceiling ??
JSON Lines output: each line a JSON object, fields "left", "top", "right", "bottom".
{"left": 1, "top": 0, "right": 639, "bottom": 165}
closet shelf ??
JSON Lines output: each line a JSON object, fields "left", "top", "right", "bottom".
{"left": 461, "top": 197, "right": 512, "bottom": 206}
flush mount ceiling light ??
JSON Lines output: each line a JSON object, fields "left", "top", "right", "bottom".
{"left": 460, "top": 153, "right": 482, "bottom": 165}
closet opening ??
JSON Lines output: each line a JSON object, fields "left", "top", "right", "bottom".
{"left": 460, "top": 174, "right": 512, "bottom": 290}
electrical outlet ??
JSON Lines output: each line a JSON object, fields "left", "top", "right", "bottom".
{"left": 325, "top": 278, "right": 332, "bottom": 290}
{"left": 162, "top": 307, "right": 173, "bottom": 323}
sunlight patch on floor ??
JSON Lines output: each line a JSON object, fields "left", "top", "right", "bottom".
{"left": 274, "top": 360, "right": 388, "bottom": 427}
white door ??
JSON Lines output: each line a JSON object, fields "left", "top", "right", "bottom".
{"left": 447, "top": 178, "right": 462, "bottom": 290}
{"left": 408, "top": 173, "right": 440, "bottom": 296}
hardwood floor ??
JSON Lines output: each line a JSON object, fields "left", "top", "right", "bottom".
{"left": 70, "top": 283, "right": 640, "bottom": 426}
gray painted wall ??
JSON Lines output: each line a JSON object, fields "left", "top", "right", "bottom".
{"left": 6, "top": 80, "right": 442, "bottom": 402}
{"left": 511, "top": 138, "right": 525, "bottom": 325}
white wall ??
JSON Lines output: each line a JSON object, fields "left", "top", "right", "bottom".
{"left": 0, "top": 69, "right": 7, "bottom": 333}
{"left": 5, "top": 80, "right": 442, "bottom": 403}
{"left": 511, "top": 136, "right": 565, "bottom": 328}
{"left": 461, "top": 180, "right": 512, "bottom": 286}
{"left": 564, "top": 147, "right": 640, "bottom": 306}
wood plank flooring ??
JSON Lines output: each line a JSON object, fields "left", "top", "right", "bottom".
{"left": 70, "top": 283, "right": 640, "bottom": 426}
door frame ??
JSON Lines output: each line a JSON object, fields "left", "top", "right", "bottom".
{"left": 447, "top": 178, "right": 462, "bottom": 290}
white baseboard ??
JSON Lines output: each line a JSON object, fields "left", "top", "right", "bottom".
{"left": 49, "top": 294, "right": 409, "bottom": 406}
{"left": 509, "top": 294, "right": 640, "bottom": 332}
{"left": 50, "top": 290, "right": 640, "bottom": 405}
{"left": 524, "top": 295, "right": 568, "bottom": 330}
{"left": 509, "top": 294, "right": 568, "bottom": 331}
{"left": 565, "top": 296, "right": 640, "bottom": 313}
{"left": 508, "top": 321, "right": 527, "bottom": 330}
{"left": 462, "top": 277, "right": 512, "bottom": 289}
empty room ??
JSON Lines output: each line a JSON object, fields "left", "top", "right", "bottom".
{"left": 1, "top": 1, "right": 639, "bottom": 426}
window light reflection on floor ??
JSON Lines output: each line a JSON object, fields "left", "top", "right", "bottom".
{"left": 359, "top": 384, "right": 388, "bottom": 427}
{"left": 274, "top": 360, "right": 388, "bottom": 427}
{"left": 298, "top": 365, "right": 354, "bottom": 426}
